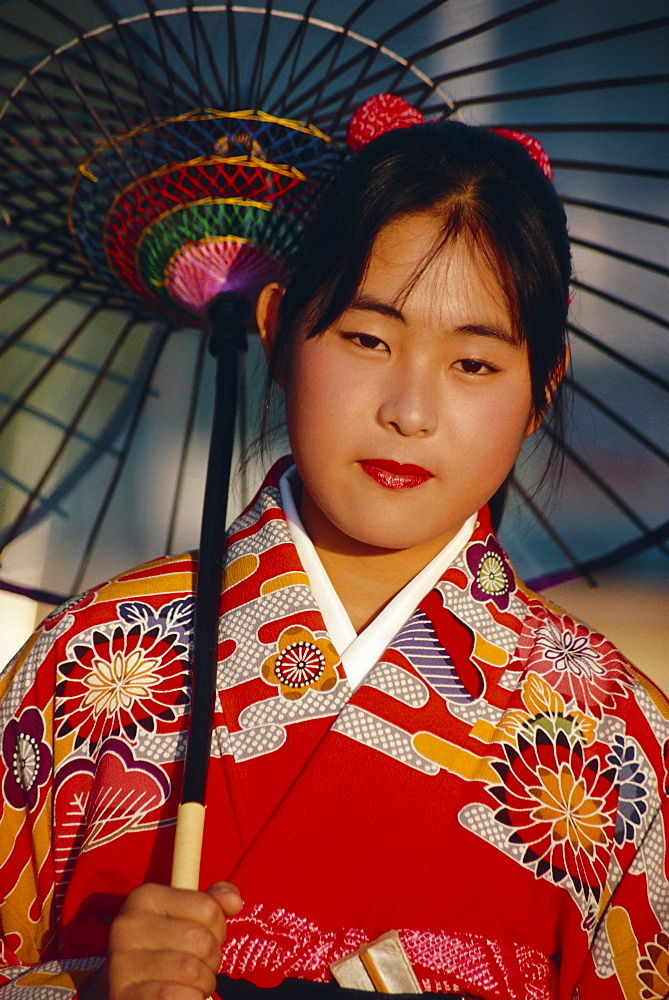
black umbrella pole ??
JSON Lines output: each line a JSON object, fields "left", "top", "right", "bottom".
{"left": 171, "top": 292, "right": 249, "bottom": 891}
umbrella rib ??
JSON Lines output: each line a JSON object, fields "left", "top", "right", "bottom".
{"left": 542, "top": 427, "right": 658, "bottom": 541}
{"left": 0, "top": 295, "right": 107, "bottom": 436}
{"left": 17, "top": 2, "right": 147, "bottom": 128}
{"left": 508, "top": 475, "right": 595, "bottom": 585}
{"left": 0, "top": 14, "right": 146, "bottom": 116}
{"left": 2, "top": 52, "right": 101, "bottom": 160}
{"left": 325, "top": 0, "right": 449, "bottom": 129}
{"left": 186, "top": 1, "right": 206, "bottom": 111}
{"left": 224, "top": 2, "right": 241, "bottom": 109}
{"left": 1, "top": 311, "right": 141, "bottom": 551}
{"left": 499, "top": 122, "right": 669, "bottom": 134}
{"left": 246, "top": 0, "right": 275, "bottom": 110}
{"left": 303, "top": 3, "right": 380, "bottom": 128}
{"left": 566, "top": 376, "right": 669, "bottom": 466}
{"left": 142, "top": 0, "right": 188, "bottom": 116}
{"left": 572, "top": 519, "right": 669, "bottom": 579}
{"left": 432, "top": 16, "right": 669, "bottom": 85}
{"left": 143, "top": 0, "right": 220, "bottom": 110}
{"left": 568, "top": 323, "right": 668, "bottom": 395}
{"left": 90, "top": 0, "right": 163, "bottom": 126}
{"left": 454, "top": 73, "right": 669, "bottom": 109}
{"left": 562, "top": 196, "right": 669, "bottom": 229}
{"left": 281, "top": 5, "right": 454, "bottom": 123}
{"left": 0, "top": 83, "right": 90, "bottom": 174}
{"left": 0, "top": 243, "right": 26, "bottom": 266}
{"left": 390, "top": 0, "right": 562, "bottom": 65}
{"left": 72, "top": 321, "right": 171, "bottom": 595}
{"left": 0, "top": 577, "right": 70, "bottom": 607}
{"left": 304, "top": 0, "right": 561, "bottom": 107}
{"left": 187, "top": 4, "right": 230, "bottom": 109}
{"left": 270, "top": 0, "right": 377, "bottom": 119}
{"left": 553, "top": 159, "right": 669, "bottom": 181}
{"left": 259, "top": 0, "right": 319, "bottom": 114}
{"left": 0, "top": 256, "right": 72, "bottom": 327}
{"left": 570, "top": 285, "right": 669, "bottom": 333}
{"left": 0, "top": 138, "right": 66, "bottom": 212}
{"left": 570, "top": 237, "right": 669, "bottom": 278}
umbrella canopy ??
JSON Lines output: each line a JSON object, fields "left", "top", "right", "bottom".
{"left": 0, "top": 0, "right": 667, "bottom": 622}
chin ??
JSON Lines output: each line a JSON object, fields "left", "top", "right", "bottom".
{"left": 342, "top": 519, "right": 450, "bottom": 554}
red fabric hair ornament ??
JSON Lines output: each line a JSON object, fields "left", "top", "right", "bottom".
{"left": 347, "top": 94, "right": 553, "bottom": 181}
{"left": 346, "top": 93, "right": 425, "bottom": 150}
{"left": 490, "top": 127, "right": 553, "bottom": 181}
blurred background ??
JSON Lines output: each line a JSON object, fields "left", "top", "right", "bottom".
{"left": 0, "top": 0, "right": 667, "bottom": 688}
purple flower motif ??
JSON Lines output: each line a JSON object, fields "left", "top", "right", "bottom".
{"left": 2, "top": 707, "right": 53, "bottom": 810}
{"left": 466, "top": 534, "right": 515, "bottom": 610}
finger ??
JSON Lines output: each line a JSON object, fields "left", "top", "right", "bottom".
{"left": 120, "top": 883, "right": 228, "bottom": 942}
{"left": 115, "top": 983, "right": 205, "bottom": 1000}
{"left": 109, "top": 912, "right": 223, "bottom": 971}
{"left": 207, "top": 881, "right": 244, "bottom": 918}
{"left": 105, "top": 948, "right": 217, "bottom": 998}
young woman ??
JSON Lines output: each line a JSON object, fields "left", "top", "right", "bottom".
{"left": 1, "top": 109, "right": 667, "bottom": 1000}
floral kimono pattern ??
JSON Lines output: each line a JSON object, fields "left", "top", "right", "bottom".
{"left": 1, "top": 459, "right": 668, "bottom": 999}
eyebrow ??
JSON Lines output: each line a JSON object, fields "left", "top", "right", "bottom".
{"left": 455, "top": 323, "right": 520, "bottom": 347}
{"left": 348, "top": 294, "right": 406, "bottom": 323}
{"left": 347, "top": 295, "right": 519, "bottom": 346}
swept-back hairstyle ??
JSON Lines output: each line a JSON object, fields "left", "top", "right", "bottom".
{"left": 263, "top": 119, "right": 572, "bottom": 525}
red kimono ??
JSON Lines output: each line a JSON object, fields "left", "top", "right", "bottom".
{"left": 1, "top": 461, "right": 668, "bottom": 998}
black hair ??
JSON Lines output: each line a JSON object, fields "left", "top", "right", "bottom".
{"left": 262, "top": 118, "right": 571, "bottom": 527}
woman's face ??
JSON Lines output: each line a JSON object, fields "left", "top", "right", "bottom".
{"left": 274, "top": 212, "right": 538, "bottom": 561}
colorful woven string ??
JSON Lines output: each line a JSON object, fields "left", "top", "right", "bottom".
{"left": 69, "top": 110, "right": 342, "bottom": 320}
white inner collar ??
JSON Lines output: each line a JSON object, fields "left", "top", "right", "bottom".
{"left": 279, "top": 465, "right": 476, "bottom": 690}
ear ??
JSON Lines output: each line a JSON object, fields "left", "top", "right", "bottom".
{"left": 525, "top": 344, "right": 570, "bottom": 437}
{"left": 256, "top": 282, "right": 285, "bottom": 364}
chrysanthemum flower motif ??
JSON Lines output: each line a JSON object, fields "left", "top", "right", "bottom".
{"left": 262, "top": 625, "right": 339, "bottom": 701}
{"left": 639, "top": 931, "right": 669, "bottom": 1000}
{"left": 515, "top": 610, "right": 631, "bottom": 717}
{"left": 56, "top": 624, "right": 189, "bottom": 748}
{"left": 466, "top": 535, "right": 515, "bottom": 610}
{"left": 490, "top": 728, "right": 617, "bottom": 900}
{"left": 529, "top": 764, "right": 608, "bottom": 856}
{"left": 2, "top": 707, "right": 52, "bottom": 810}
{"left": 84, "top": 647, "right": 160, "bottom": 716}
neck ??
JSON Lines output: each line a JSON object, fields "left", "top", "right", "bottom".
{"left": 299, "top": 489, "right": 457, "bottom": 633}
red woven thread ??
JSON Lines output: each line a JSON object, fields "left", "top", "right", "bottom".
{"left": 105, "top": 161, "right": 307, "bottom": 297}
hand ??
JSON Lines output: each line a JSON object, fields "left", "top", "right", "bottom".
{"left": 99, "top": 881, "right": 243, "bottom": 1000}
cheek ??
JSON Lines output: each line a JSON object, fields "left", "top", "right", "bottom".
{"left": 284, "top": 343, "right": 342, "bottom": 453}
{"left": 450, "top": 385, "right": 534, "bottom": 464}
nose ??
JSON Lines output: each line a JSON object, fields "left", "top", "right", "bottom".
{"left": 377, "top": 361, "right": 438, "bottom": 437}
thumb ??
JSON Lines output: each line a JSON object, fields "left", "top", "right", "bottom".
{"left": 207, "top": 881, "right": 244, "bottom": 916}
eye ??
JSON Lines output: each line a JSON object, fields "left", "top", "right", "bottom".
{"left": 455, "top": 358, "right": 496, "bottom": 375}
{"left": 344, "top": 333, "right": 388, "bottom": 352}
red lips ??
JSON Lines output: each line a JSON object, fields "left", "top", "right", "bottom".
{"left": 359, "top": 459, "right": 433, "bottom": 489}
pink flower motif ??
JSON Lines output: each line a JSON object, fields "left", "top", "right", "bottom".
{"left": 514, "top": 609, "right": 631, "bottom": 717}
{"left": 2, "top": 707, "right": 52, "bottom": 810}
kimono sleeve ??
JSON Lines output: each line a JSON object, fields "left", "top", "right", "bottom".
{"left": 0, "top": 615, "right": 102, "bottom": 996}
{"left": 574, "top": 674, "right": 669, "bottom": 1000}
